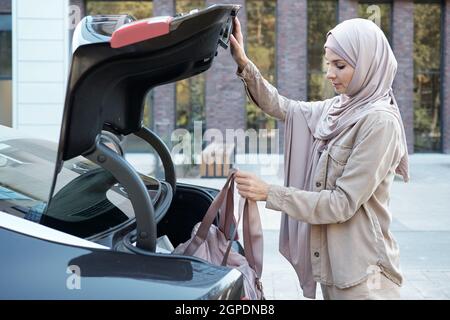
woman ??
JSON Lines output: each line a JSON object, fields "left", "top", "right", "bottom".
{"left": 230, "top": 17, "right": 409, "bottom": 300}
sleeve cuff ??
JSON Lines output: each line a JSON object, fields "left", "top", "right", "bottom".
{"left": 265, "top": 184, "right": 287, "bottom": 212}
{"left": 236, "top": 60, "right": 259, "bottom": 81}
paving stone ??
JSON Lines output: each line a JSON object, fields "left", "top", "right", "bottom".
{"left": 403, "top": 270, "right": 429, "bottom": 281}
{"left": 272, "top": 274, "right": 301, "bottom": 300}
{"left": 399, "top": 283, "right": 424, "bottom": 300}
{"left": 410, "top": 280, "right": 449, "bottom": 299}
{"left": 423, "top": 270, "right": 450, "bottom": 283}
{"left": 260, "top": 273, "right": 275, "bottom": 299}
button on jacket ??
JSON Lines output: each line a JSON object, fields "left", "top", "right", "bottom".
{"left": 237, "top": 61, "right": 405, "bottom": 289}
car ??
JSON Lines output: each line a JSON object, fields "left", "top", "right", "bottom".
{"left": 0, "top": 4, "right": 245, "bottom": 299}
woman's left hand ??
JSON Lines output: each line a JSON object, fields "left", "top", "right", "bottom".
{"left": 235, "top": 170, "right": 269, "bottom": 201}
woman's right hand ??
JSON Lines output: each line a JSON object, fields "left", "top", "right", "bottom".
{"left": 230, "top": 17, "right": 249, "bottom": 72}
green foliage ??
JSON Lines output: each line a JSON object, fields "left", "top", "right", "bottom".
{"left": 175, "top": 1, "right": 206, "bottom": 132}
{"left": 143, "top": 92, "right": 152, "bottom": 128}
{"left": 414, "top": 4, "right": 441, "bottom": 71}
{"left": 86, "top": 1, "right": 154, "bottom": 128}
{"left": 358, "top": 3, "right": 392, "bottom": 41}
{"left": 307, "top": 0, "right": 337, "bottom": 101}
{"left": 308, "top": 72, "right": 334, "bottom": 102}
{"left": 413, "top": 3, "right": 442, "bottom": 151}
{"left": 307, "top": 0, "right": 336, "bottom": 52}
{"left": 176, "top": 74, "right": 205, "bottom": 130}
{"left": 176, "top": 0, "right": 204, "bottom": 14}
{"left": 246, "top": 0, "right": 276, "bottom": 130}
{"left": 86, "top": 1, "right": 153, "bottom": 20}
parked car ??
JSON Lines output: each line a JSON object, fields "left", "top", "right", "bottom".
{"left": 0, "top": 4, "right": 245, "bottom": 299}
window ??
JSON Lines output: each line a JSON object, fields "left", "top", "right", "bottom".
{"left": 0, "top": 126, "right": 135, "bottom": 238}
{"left": 0, "top": 14, "right": 11, "bottom": 79}
{"left": 358, "top": 2, "right": 392, "bottom": 43}
{"left": 175, "top": 0, "right": 205, "bottom": 132}
{"left": 0, "top": 13, "right": 12, "bottom": 127}
{"left": 307, "top": 0, "right": 337, "bottom": 101}
{"left": 0, "top": 127, "right": 57, "bottom": 224}
{"left": 246, "top": 0, "right": 276, "bottom": 131}
{"left": 413, "top": 2, "right": 442, "bottom": 152}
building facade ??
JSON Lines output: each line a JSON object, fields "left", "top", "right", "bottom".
{"left": 0, "top": 0, "right": 449, "bottom": 154}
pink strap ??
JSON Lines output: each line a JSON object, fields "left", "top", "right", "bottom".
{"left": 183, "top": 171, "right": 235, "bottom": 255}
{"left": 243, "top": 199, "right": 263, "bottom": 277}
{"left": 184, "top": 169, "right": 263, "bottom": 278}
{"left": 110, "top": 16, "right": 173, "bottom": 49}
{"left": 221, "top": 195, "right": 244, "bottom": 266}
{"left": 219, "top": 177, "right": 238, "bottom": 241}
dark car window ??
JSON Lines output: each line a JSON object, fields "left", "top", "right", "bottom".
{"left": 0, "top": 125, "right": 135, "bottom": 238}
{"left": 0, "top": 127, "right": 56, "bottom": 220}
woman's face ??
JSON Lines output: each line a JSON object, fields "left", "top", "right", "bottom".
{"left": 325, "top": 48, "right": 355, "bottom": 95}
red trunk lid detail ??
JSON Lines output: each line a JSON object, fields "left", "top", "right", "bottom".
{"left": 111, "top": 16, "right": 173, "bottom": 48}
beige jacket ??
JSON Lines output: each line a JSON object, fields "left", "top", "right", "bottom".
{"left": 237, "top": 61, "right": 405, "bottom": 288}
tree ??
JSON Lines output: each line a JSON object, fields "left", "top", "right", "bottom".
{"left": 413, "top": 3, "right": 442, "bottom": 152}
{"left": 175, "top": 0, "right": 205, "bottom": 132}
{"left": 246, "top": 0, "right": 276, "bottom": 131}
{"left": 307, "top": 0, "right": 337, "bottom": 101}
{"left": 86, "top": 1, "right": 153, "bottom": 20}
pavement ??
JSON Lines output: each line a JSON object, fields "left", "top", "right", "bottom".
{"left": 130, "top": 153, "right": 450, "bottom": 299}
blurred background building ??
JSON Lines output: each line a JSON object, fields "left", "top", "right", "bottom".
{"left": 0, "top": 0, "right": 449, "bottom": 155}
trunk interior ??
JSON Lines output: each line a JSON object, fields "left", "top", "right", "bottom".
{"left": 157, "top": 183, "right": 218, "bottom": 248}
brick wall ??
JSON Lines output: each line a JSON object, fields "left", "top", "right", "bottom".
{"left": 443, "top": 0, "right": 450, "bottom": 153}
{"left": 204, "top": 0, "right": 247, "bottom": 138}
{"left": 0, "top": 0, "right": 11, "bottom": 13}
{"left": 152, "top": 0, "right": 176, "bottom": 145}
{"left": 392, "top": 0, "right": 414, "bottom": 153}
{"left": 276, "top": 0, "right": 308, "bottom": 152}
{"left": 338, "top": 0, "right": 358, "bottom": 22}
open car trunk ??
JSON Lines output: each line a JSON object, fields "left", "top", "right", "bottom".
{"left": 46, "top": 4, "right": 241, "bottom": 253}
{"left": 0, "top": 4, "right": 246, "bottom": 300}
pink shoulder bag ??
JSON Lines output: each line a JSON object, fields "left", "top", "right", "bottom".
{"left": 173, "top": 169, "right": 265, "bottom": 300}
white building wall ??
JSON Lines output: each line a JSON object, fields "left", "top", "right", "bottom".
{"left": 12, "top": 0, "right": 69, "bottom": 141}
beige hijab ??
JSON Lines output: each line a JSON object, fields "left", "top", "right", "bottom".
{"left": 321, "top": 18, "right": 408, "bottom": 180}
{"left": 279, "top": 18, "right": 409, "bottom": 299}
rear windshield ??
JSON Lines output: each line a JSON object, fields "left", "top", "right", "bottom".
{"left": 0, "top": 125, "right": 134, "bottom": 238}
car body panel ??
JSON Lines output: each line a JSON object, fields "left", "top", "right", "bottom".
{"left": 0, "top": 225, "right": 243, "bottom": 300}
